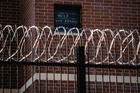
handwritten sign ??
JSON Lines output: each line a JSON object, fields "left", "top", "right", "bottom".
{"left": 55, "top": 11, "right": 78, "bottom": 27}
{"left": 54, "top": 5, "right": 81, "bottom": 33}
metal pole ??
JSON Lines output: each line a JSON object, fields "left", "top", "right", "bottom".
{"left": 77, "top": 46, "right": 86, "bottom": 93}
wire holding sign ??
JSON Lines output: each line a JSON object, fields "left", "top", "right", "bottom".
{"left": 0, "top": 25, "right": 139, "bottom": 65}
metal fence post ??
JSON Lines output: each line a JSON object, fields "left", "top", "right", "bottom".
{"left": 77, "top": 46, "right": 86, "bottom": 93}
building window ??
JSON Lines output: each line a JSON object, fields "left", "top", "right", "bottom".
{"left": 54, "top": 4, "right": 81, "bottom": 34}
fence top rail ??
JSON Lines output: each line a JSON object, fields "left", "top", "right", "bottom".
{"left": 0, "top": 61, "right": 139, "bottom": 69}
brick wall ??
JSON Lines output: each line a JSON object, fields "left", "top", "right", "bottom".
{"left": 35, "top": 0, "right": 140, "bottom": 29}
{"left": 0, "top": 0, "right": 34, "bottom": 92}
{"left": 0, "top": 0, "right": 22, "bottom": 91}
{"left": 34, "top": 0, "right": 140, "bottom": 93}
{"left": 20, "top": 0, "right": 35, "bottom": 26}
{"left": 0, "top": 0, "right": 20, "bottom": 25}
{"left": 0, "top": 0, "right": 140, "bottom": 93}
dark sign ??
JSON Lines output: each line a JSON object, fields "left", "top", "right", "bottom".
{"left": 55, "top": 11, "right": 78, "bottom": 27}
{"left": 54, "top": 4, "right": 81, "bottom": 33}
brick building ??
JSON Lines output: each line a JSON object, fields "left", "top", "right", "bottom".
{"left": 0, "top": 0, "right": 140, "bottom": 93}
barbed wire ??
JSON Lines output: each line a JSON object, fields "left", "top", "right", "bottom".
{"left": 0, "top": 25, "right": 139, "bottom": 65}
